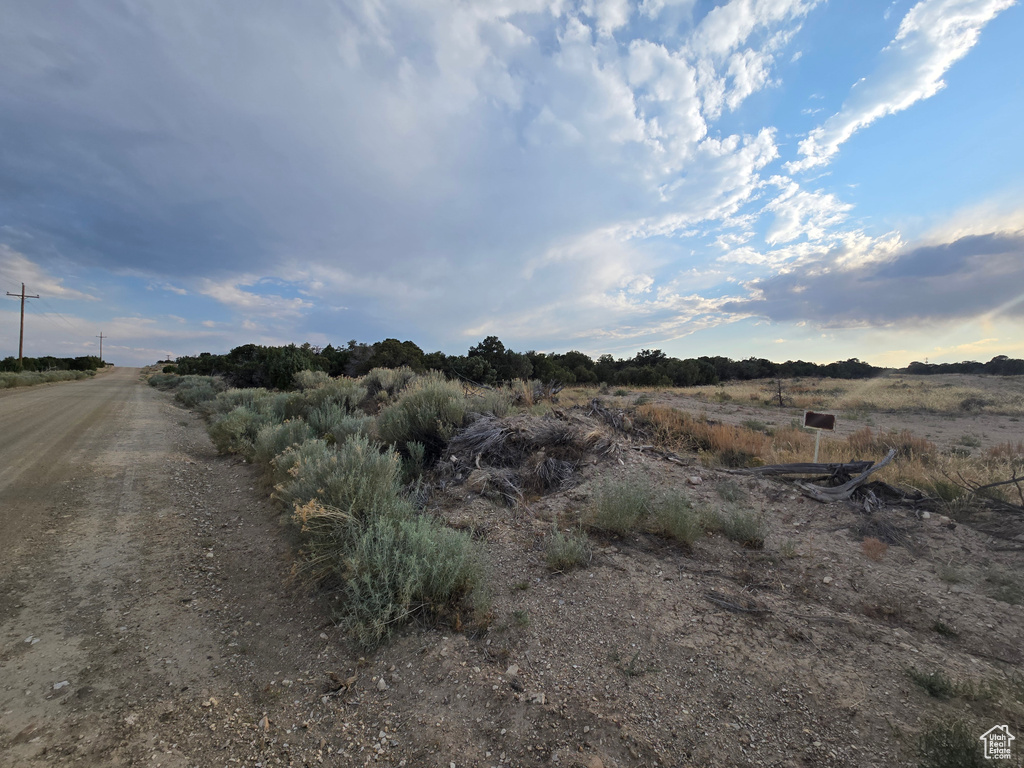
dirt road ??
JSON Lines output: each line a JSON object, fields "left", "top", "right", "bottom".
{"left": 0, "top": 369, "right": 326, "bottom": 767}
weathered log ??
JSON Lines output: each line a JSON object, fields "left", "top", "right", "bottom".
{"left": 734, "top": 460, "right": 874, "bottom": 477}
{"left": 794, "top": 449, "right": 898, "bottom": 503}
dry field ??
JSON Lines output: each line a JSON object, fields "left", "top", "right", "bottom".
{"left": 138, "top": 369, "right": 1023, "bottom": 768}
{"left": 13, "top": 370, "right": 1013, "bottom": 767}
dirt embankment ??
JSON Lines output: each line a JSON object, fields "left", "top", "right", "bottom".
{"left": 2, "top": 371, "right": 1022, "bottom": 767}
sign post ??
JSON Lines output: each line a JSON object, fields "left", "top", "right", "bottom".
{"left": 803, "top": 411, "right": 836, "bottom": 462}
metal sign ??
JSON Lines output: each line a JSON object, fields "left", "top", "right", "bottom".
{"left": 803, "top": 411, "right": 836, "bottom": 462}
{"left": 803, "top": 411, "right": 836, "bottom": 431}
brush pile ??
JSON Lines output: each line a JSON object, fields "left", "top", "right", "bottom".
{"left": 440, "top": 411, "right": 618, "bottom": 504}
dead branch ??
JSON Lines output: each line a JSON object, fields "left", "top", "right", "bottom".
{"left": 634, "top": 445, "right": 692, "bottom": 466}
{"left": 703, "top": 591, "right": 771, "bottom": 617}
{"left": 943, "top": 467, "right": 1024, "bottom": 515}
{"left": 735, "top": 460, "right": 874, "bottom": 478}
{"left": 587, "top": 398, "right": 632, "bottom": 432}
{"left": 794, "top": 449, "right": 898, "bottom": 503}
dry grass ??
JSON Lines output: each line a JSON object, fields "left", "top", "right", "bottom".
{"left": 633, "top": 402, "right": 1022, "bottom": 503}
{"left": 670, "top": 374, "right": 1024, "bottom": 416}
{"left": 861, "top": 537, "right": 888, "bottom": 561}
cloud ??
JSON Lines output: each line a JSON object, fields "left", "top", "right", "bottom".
{"left": 0, "top": 305, "right": 224, "bottom": 363}
{"left": 0, "top": 2, "right": 807, "bottom": 286}
{"left": 722, "top": 227, "right": 1024, "bottom": 326}
{"left": 195, "top": 277, "right": 313, "bottom": 320}
{"left": 762, "top": 178, "right": 853, "bottom": 244}
{"left": 789, "top": 0, "right": 1015, "bottom": 171}
{"left": 688, "top": 0, "right": 816, "bottom": 119}
{"left": 688, "top": 0, "right": 819, "bottom": 58}
{"left": 0, "top": 0, "right": 820, "bottom": 353}
{"left": 0, "top": 246, "right": 99, "bottom": 301}
{"left": 155, "top": 282, "right": 188, "bottom": 296}
{"left": 3, "top": 0, "right": 1011, "bottom": 364}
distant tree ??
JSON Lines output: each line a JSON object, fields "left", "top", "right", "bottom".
{"left": 467, "top": 336, "right": 533, "bottom": 382}
{"left": 595, "top": 354, "right": 617, "bottom": 383}
{"left": 364, "top": 338, "right": 426, "bottom": 372}
{"left": 448, "top": 354, "right": 498, "bottom": 385}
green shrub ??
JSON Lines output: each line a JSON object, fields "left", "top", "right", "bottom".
{"left": 545, "top": 526, "right": 592, "bottom": 571}
{"left": 308, "top": 403, "right": 348, "bottom": 438}
{"left": 402, "top": 441, "right": 427, "bottom": 482}
{"left": 908, "top": 668, "right": 956, "bottom": 699}
{"left": 985, "top": 567, "right": 1023, "bottom": 605}
{"left": 293, "top": 369, "right": 331, "bottom": 390}
{"left": 0, "top": 370, "right": 94, "bottom": 389}
{"left": 917, "top": 719, "right": 985, "bottom": 768}
{"left": 362, "top": 367, "right": 417, "bottom": 401}
{"left": 650, "top": 491, "right": 702, "bottom": 546}
{"left": 467, "top": 387, "right": 515, "bottom": 418}
{"left": 716, "top": 480, "right": 747, "bottom": 503}
{"left": 376, "top": 373, "right": 467, "bottom": 457}
{"left": 148, "top": 373, "right": 180, "bottom": 389}
{"left": 161, "top": 365, "right": 177, "bottom": 374}
{"left": 330, "top": 414, "right": 375, "bottom": 446}
{"left": 333, "top": 514, "right": 481, "bottom": 648}
{"left": 302, "top": 378, "right": 368, "bottom": 414}
{"left": 702, "top": 508, "right": 765, "bottom": 549}
{"left": 588, "top": 480, "right": 650, "bottom": 534}
{"left": 276, "top": 391, "right": 316, "bottom": 421}
{"left": 328, "top": 379, "right": 369, "bottom": 412}
{"left": 208, "top": 387, "right": 272, "bottom": 416}
{"left": 253, "top": 420, "right": 316, "bottom": 470}
{"left": 173, "top": 375, "right": 224, "bottom": 407}
{"left": 926, "top": 478, "right": 966, "bottom": 503}
{"left": 176, "top": 383, "right": 220, "bottom": 408}
{"left": 274, "top": 435, "right": 409, "bottom": 523}
{"left": 208, "top": 406, "right": 272, "bottom": 457}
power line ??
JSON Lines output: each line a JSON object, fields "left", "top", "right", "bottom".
{"left": 24, "top": 302, "right": 85, "bottom": 338}
{"left": 36, "top": 295, "right": 85, "bottom": 334}
{"left": 20, "top": 303, "right": 91, "bottom": 357}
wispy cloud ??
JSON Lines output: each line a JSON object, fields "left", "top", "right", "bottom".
{"left": 788, "top": 0, "right": 1015, "bottom": 171}
{"left": 195, "top": 278, "right": 313, "bottom": 320}
{"left": 0, "top": 246, "right": 99, "bottom": 301}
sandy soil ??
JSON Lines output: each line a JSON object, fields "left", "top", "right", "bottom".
{"left": 2, "top": 371, "right": 1022, "bottom": 767}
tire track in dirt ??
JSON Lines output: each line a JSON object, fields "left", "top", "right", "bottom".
{"left": 0, "top": 370, "right": 223, "bottom": 766}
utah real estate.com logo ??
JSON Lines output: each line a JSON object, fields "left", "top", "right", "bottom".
{"left": 979, "top": 725, "right": 1015, "bottom": 760}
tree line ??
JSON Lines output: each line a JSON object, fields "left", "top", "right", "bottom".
{"left": 904, "top": 356, "right": 1024, "bottom": 376}
{"left": 0, "top": 355, "right": 105, "bottom": 373}
{"left": 170, "top": 336, "right": 906, "bottom": 390}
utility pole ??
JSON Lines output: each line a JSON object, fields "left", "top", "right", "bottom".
{"left": 6, "top": 283, "right": 39, "bottom": 365}
{"left": 96, "top": 332, "right": 106, "bottom": 362}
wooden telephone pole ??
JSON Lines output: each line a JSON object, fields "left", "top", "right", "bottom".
{"left": 6, "top": 283, "right": 39, "bottom": 365}
{"left": 96, "top": 332, "right": 106, "bottom": 362}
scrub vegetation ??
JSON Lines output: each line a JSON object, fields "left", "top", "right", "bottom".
{"left": 147, "top": 352, "right": 1024, "bottom": 766}
{"left": 149, "top": 353, "right": 1024, "bottom": 652}
{"left": 0, "top": 369, "right": 97, "bottom": 388}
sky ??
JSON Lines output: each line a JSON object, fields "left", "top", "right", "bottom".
{"left": 1, "top": 0, "right": 1022, "bottom": 368}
